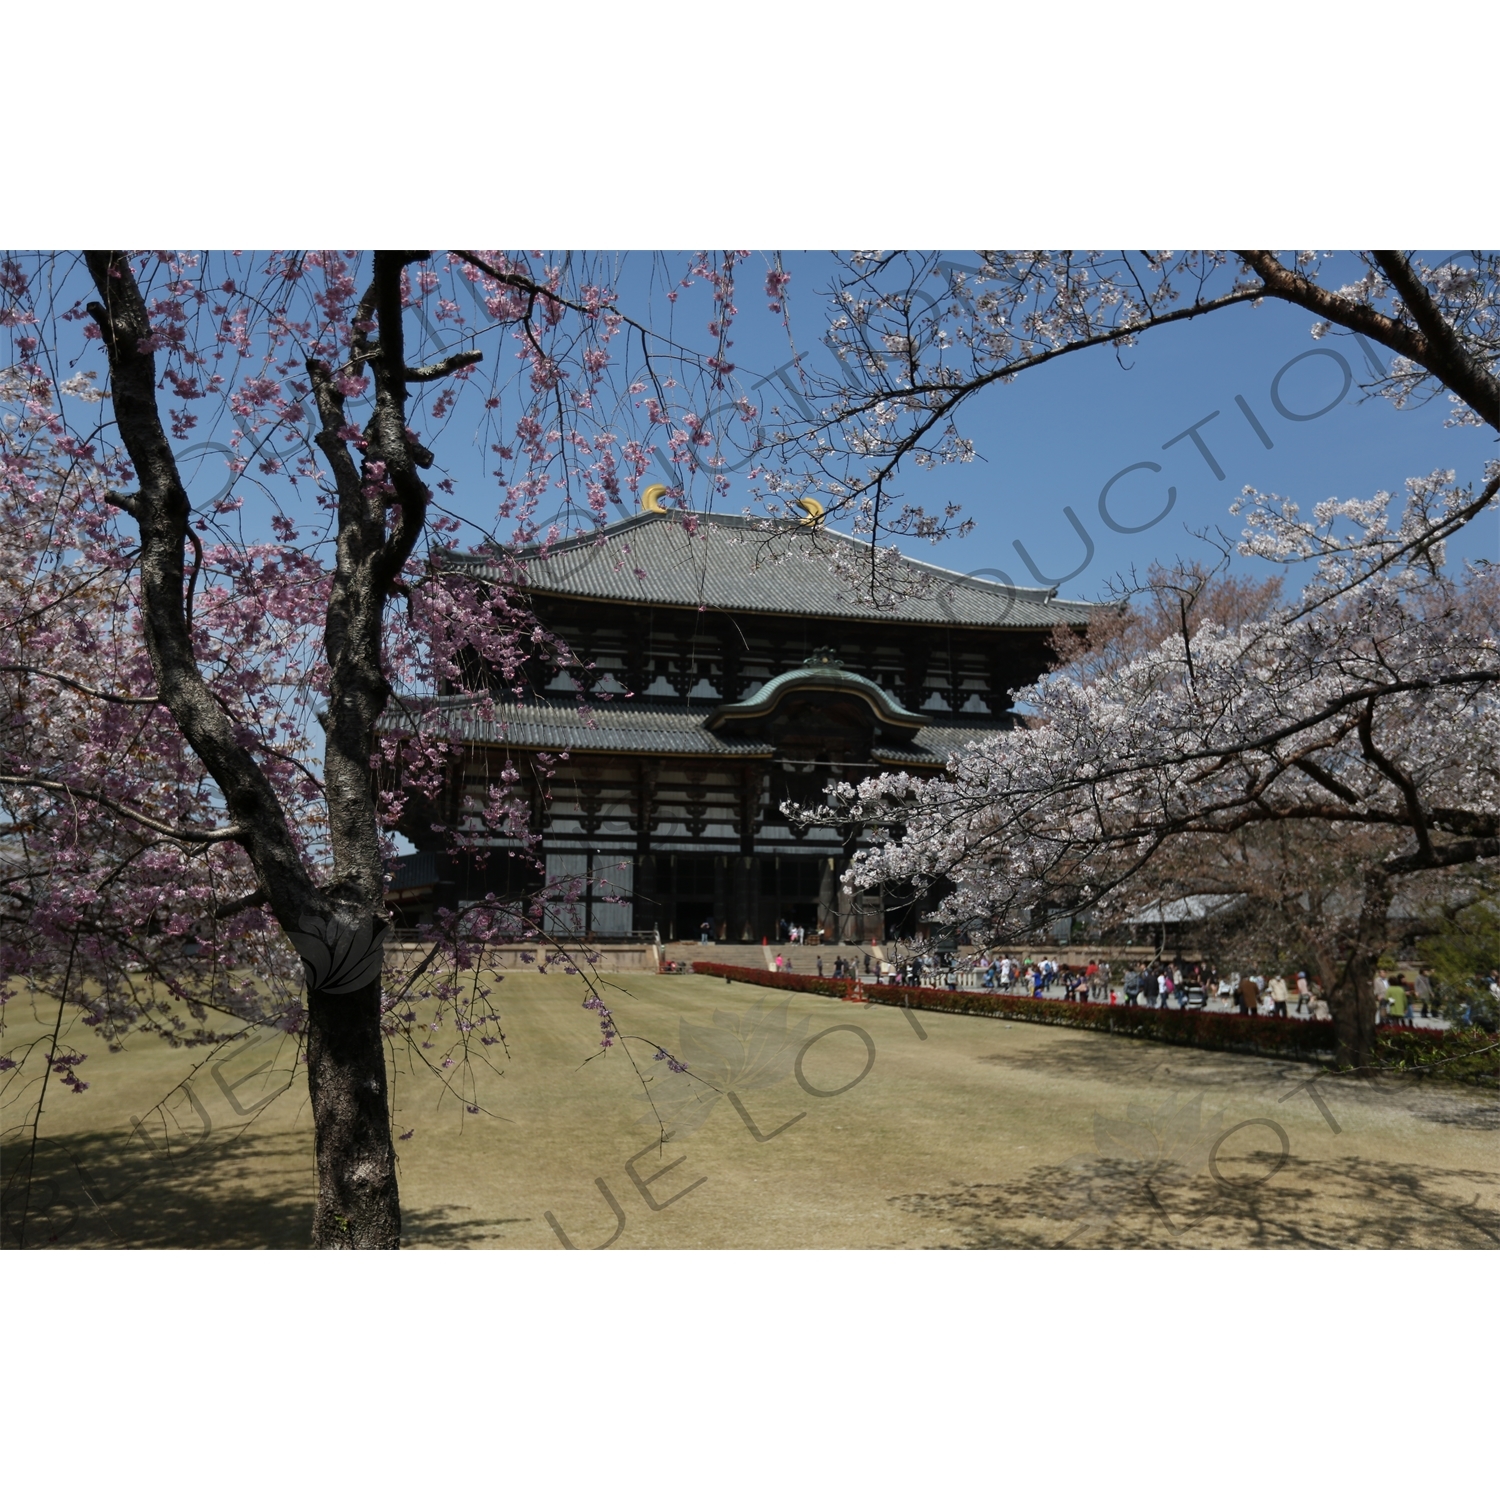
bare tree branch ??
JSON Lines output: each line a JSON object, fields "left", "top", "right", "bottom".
{"left": 404, "top": 351, "right": 482, "bottom": 382}
{"left": 0, "top": 664, "right": 158, "bottom": 706}
{"left": 0, "top": 773, "right": 242, "bottom": 843}
{"left": 1238, "top": 250, "right": 1500, "bottom": 429}
{"left": 84, "top": 251, "right": 319, "bottom": 925}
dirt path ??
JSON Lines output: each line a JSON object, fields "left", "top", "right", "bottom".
{"left": 4, "top": 974, "right": 1496, "bottom": 1248}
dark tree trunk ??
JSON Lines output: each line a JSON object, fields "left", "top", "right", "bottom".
{"left": 1331, "top": 952, "right": 1379, "bottom": 1072}
{"left": 1330, "top": 870, "right": 1389, "bottom": 1071}
{"left": 85, "top": 251, "right": 479, "bottom": 1249}
{"left": 307, "top": 978, "right": 400, "bottom": 1249}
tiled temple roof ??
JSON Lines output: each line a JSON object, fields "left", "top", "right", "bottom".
{"left": 387, "top": 697, "right": 775, "bottom": 756}
{"left": 440, "top": 509, "right": 1093, "bottom": 629}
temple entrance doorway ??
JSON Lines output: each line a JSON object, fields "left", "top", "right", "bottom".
{"left": 775, "top": 903, "right": 821, "bottom": 943}
{"left": 672, "top": 901, "right": 715, "bottom": 943}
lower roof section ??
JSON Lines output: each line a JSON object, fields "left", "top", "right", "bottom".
{"left": 876, "top": 724, "right": 1008, "bottom": 766}
{"left": 387, "top": 695, "right": 1007, "bottom": 763}
{"left": 387, "top": 696, "right": 773, "bottom": 756}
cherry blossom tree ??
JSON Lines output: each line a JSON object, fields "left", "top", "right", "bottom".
{"left": 812, "top": 471, "right": 1497, "bottom": 1067}
{"left": 785, "top": 252, "right": 1499, "bottom": 1070}
{"left": 1, "top": 250, "right": 756, "bottom": 1247}
{"left": 0, "top": 357, "right": 314, "bottom": 1012}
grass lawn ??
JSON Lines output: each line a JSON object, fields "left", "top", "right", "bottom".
{"left": 4, "top": 972, "right": 1497, "bottom": 1249}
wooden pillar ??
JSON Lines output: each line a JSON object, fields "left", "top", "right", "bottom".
{"left": 633, "top": 762, "right": 658, "bottom": 933}
{"left": 718, "top": 625, "right": 741, "bottom": 704}
{"left": 625, "top": 610, "right": 650, "bottom": 697}
{"left": 901, "top": 638, "right": 932, "bottom": 713}
{"left": 818, "top": 856, "right": 837, "bottom": 942}
{"left": 730, "top": 856, "right": 755, "bottom": 942}
{"left": 737, "top": 763, "right": 763, "bottom": 858}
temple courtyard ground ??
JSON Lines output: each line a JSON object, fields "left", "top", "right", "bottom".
{"left": 4, "top": 971, "right": 1497, "bottom": 1249}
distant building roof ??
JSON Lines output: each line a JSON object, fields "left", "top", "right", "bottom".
{"left": 1125, "top": 894, "right": 1246, "bottom": 926}
{"left": 440, "top": 509, "right": 1094, "bottom": 630}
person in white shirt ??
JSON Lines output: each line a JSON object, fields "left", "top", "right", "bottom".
{"left": 1268, "top": 974, "right": 1289, "bottom": 1017}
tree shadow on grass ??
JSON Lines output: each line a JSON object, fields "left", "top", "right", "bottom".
{"left": 1, "top": 1128, "right": 315, "bottom": 1249}
{"left": 983, "top": 1033, "right": 1312, "bottom": 1089}
{"left": 1, "top": 1131, "right": 536, "bottom": 1249}
{"left": 399, "top": 1204, "right": 533, "bottom": 1248}
{"left": 980, "top": 1036, "right": 1500, "bottom": 1132}
{"left": 892, "top": 1152, "right": 1500, "bottom": 1250}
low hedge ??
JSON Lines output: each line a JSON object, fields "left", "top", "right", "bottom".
{"left": 690, "top": 962, "right": 1498, "bottom": 1085}
{"left": 691, "top": 962, "right": 856, "bottom": 1001}
{"left": 884, "top": 984, "right": 1338, "bottom": 1061}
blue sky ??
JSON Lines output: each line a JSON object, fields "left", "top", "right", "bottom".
{"left": 841, "top": 274, "right": 1499, "bottom": 598}
{"left": 705, "top": 252, "right": 1495, "bottom": 597}
{"left": 98, "top": 249, "right": 1497, "bottom": 602}
{"left": 377, "top": 250, "right": 1497, "bottom": 601}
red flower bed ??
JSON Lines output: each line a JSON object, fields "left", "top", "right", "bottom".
{"left": 692, "top": 960, "right": 1330, "bottom": 1054}
{"left": 691, "top": 962, "right": 856, "bottom": 1001}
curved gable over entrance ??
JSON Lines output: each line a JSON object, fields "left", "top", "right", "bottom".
{"left": 706, "top": 648, "right": 930, "bottom": 749}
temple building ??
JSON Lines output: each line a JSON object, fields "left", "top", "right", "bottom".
{"left": 388, "top": 506, "right": 1092, "bottom": 943}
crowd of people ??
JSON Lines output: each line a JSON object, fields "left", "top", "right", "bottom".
{"left": 747, "top": 938, "right": 1479, "bottom": 1031}
{"left": 966, "top": 956, "right": 1332, "bottom": 1019}
{"left": 880, "top": 953, "right": 1457, "bottom": 1028}
{"left": 1371, "top": 969, "right": 1447, "bottom": 1024}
